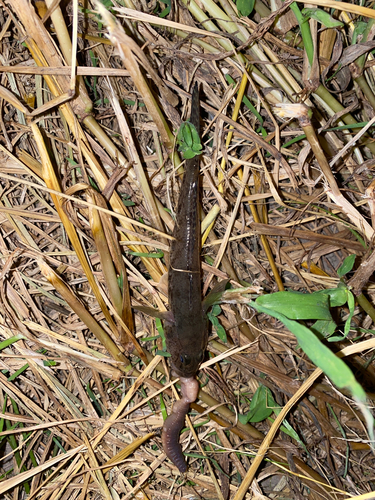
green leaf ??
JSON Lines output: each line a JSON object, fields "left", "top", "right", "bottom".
{"left": 237, "top": 0, "right": 255, "bottom": 17}
{"left": 99, "top": 0, "right": 114, "bottom": 8}
{"left": 207, "top": 311, "right": 227, "bottom": 343}
{"left": 311, "top": 319, "right": 337, "bottom": 339}
{"left": 337, "top": 254, "right": 356, "bottom": 278}
{"left": 121, "top": 194, "right": 135, "bottom": 207}
{"left": 301, "top": 8, "right": 344, "bottom": 28}
{"left": 344, "top": 290, "right": 355, "bottom": 337}
{"left": 183, "top": 149, "right": 199, "bottom": 159}
{"left": 238, "top": 413, "right": 249, "bottom": 424}
{"left": 155, "top": 350, "right": 171, "bottom": 357}
{"left": 117, "top": 273, "right": 123, "bottom": 291}
{"left": 251, "top": 300, "right": 373, "bottom": 440}
{"left": 43, "top": 359, "right": 57, "bottom": 367}
{"left": 211, "top": 304, "right": 222, "bottom": 317}
{"left": 160, "top": 393, "right": 168, "bottom": 421}
{"left": 248, "top": 385, "right": 274, "bottom": 423}
{"left": 0, "top": 336, "right": 24, "bottom": 351}
{"left": 225, "top": 75, "right": 267, "bottom": 137}
{"left": 86, "top": 383, "right": 103, "bottom": 416}
{"left": 256, "top": 291, "right": 332, "bottom": 320}
{"left": 316, "top": 285, "right": 348, "bottom": 308}
{"left": 352, "top": 21, "right": 367, "bottom": 45}
{"left": 177, "top": 122, "right": 202, "bottom": 159}
{"left": 8, "top": 364, "right": 29, "bottom": 381}
{"left": 158, "top": 0, "right": 171, "bottom": 17}
{"left": 155, "top": 318, "right": 167, "bottom": 351}
{"left": 127, "top": 251, "right": 164, "bottom": 258}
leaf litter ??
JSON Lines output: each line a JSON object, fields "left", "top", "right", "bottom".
{"left": 0, "top": 0, "right": 375, "bottom": 498}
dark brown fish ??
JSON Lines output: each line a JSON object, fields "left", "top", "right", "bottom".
{"left": 161, "top": 83, "right": 206, "bottom": 472}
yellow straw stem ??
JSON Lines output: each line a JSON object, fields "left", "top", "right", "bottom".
{"left": 38, "top": 260, "right": 129, "bottom": 368}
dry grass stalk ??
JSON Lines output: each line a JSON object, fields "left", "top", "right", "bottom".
{"left": 1, "top": 0, "right": 375, "bottom": 498}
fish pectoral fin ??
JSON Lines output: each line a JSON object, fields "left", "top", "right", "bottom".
{"left": 133, "top": 305, "right": 175, "bottom": 324}
{"left": 203, "top": 279, "right": 231, "bottom": 313}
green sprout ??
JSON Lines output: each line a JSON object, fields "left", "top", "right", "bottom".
{"left": 177, "top": 121, "right": 202, "bottom": 159}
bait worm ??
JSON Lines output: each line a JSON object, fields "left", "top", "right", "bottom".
{"left": 162, "top": 377, "right": 199, "bottom": 472}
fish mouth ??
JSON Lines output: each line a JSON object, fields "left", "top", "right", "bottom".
{"left": 171, "top": 366, "right": 198, "bottom": 379}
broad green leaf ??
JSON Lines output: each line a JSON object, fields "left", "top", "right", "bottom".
{"left": 183, "top": 149, "right": 199, "bottom": 159}
{"left": 311, "top": 319, "right": 337, "bottom": 338}
{"left": 316, "top": 285, "right": 348, "bottom": 308}
{"left": 248, "top": 385, "right": 274, "bottom": 423}
{"left": 337, "top": 254, "right": 356, "bottom": 278}
{"left": 253, "top": 301, "right": 358, "bottom": 390}
{"left": 256, "top": 291, "right": 332, "bottom": 320}
{"left": 302, "top": 8, "right": 344, "bottom": 28}
{"left": 237, "top": 0, "right": 255, "bottom": 17}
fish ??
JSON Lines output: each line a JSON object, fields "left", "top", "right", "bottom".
{"left": 161, "top": 83, "right": 206, "bottom": 472}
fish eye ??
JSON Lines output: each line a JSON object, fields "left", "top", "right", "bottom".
{"left": 180, "top": 354, "right": 192, "bottom": 364}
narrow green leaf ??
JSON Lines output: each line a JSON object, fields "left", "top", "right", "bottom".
{"left": 0, "top": 336, "right": 24, "bottom": 351}
{"left": 155, "top": 318, "right": 167, "bottom": 351}
{"left": 344, "top": 291, "right": 355, "bottom": 337}
{"left": 302, "top": 8, "right": 344, "bottom": 28}
{"left": 337, "top": 254, "right": 356, "bottom": 278}
{"left": 160, "top": 393, "right": 168, "bottom": 421}
{"left": 252, "top": 301, "right": 372, "bottom": 440}
{"left": 127, "top": 251, "right": 164, "bottom": 258}
{"left": 207, "top": 312, "right": 227, "bottom": 343}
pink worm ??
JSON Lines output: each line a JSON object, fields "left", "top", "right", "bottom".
{"left": 161, "top": 377, "right": 199, "bottom": 472}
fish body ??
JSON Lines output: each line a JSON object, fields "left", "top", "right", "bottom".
{"left": 165, "top": 83, "right": 206, "bottom": 379}
{"left": 162, "top": 84, "right": 205, "bottom": 472}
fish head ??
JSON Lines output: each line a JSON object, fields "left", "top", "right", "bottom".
{"left": 170, "top": 349, "right": 205, "bottom": 378}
